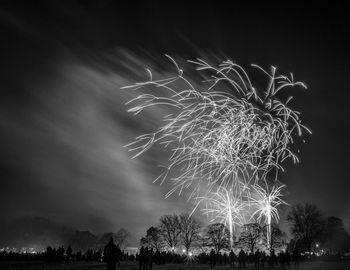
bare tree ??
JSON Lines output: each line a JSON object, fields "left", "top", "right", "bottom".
{"left": 159, "top": 214, "right": 181, "bottom": 251}
{"left": 178, "top": 213, "right": 202, "bottom": 255}
{"left": 238, "top": 223, "right": 262, "bottom": 253}
{"left": 205, "top": 223, "right": 230, "bottom": 254}
{"left": 115, "top": 228, "right": 130, "bottom": 250}
{"left": 262, "top": 224, "right": 286, "bottom": 251}
{"left": 322, "top": 216, "right": 350, "bottom": 253}
{"left": 287, "top": 203, "right": 324, "bottom": 252}
{"left": 140, "top": 226, "right": 164, "bottom": 250}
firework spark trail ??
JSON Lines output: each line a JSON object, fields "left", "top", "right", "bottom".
{"left": 249, "top": 181, "right": 287, "bottom": 250}
{"left": 194, "top": 185, "right": 248, "bottom": 248}
{"left": 123, "top": 56, "right": 309, "bottom": 250}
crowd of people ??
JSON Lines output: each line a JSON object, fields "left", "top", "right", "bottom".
{"left": 137, "top": 246, "right": 186, "bottom": 269}
{"left": 104, "top": 237, "right": 123, "bottom": 270}
{"left": 135, "top": 244, "right": 302, "bottom": 270}
{"left": 46, "top": 245, "right": 72, "bottom": 263}
{"left": 200, "top": 248, "right": 301, "bottom": 269}
{"left": 1, "top": 237, "right": 347, "bottom": 270}
{"left": 45, "top": 245, "right": 106, "bottom": 263}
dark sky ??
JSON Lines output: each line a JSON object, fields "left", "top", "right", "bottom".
{"left": 1, "top": 1, "right": 350, "bottom": 245}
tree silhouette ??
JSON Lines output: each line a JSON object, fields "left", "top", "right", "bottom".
{"left": 322, "top": 216, "right": 350, "bottom": 253}
{"left": 205, "top": 223, "right": 230, "bottom": 254}
{"left": 178, "top": 213, "right": 202, "bottom": 255}
{"left": 140, "top": 226, "right": 164, "bottom": 250}
{"left": 159, "top": 214, "right": 181, "bottom": 251}
{"left": 287, "top": 203, "right": 324, "bottom": 252}
{"left": 237, "top": 223, "right": 262, "bottom": 253}
{"left": 262, "top": 224, "right": 286, "bottom": 251}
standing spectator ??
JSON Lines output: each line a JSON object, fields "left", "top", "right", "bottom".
{"left": 116, "top": 245, "right": 122, "bottom": 267}
{"left": 57, "top": 246, "right": 65, "bottom": 262}
{"left": 139, "top": 246, "right": 145, "bottom": 269}
{"left": 238, "top": 249, "right": 246, "bottom": 268}
{"left": 143, "top": 247, "right": 149, "bottom": 270}
{"left": 260, "top": 251, "right": 266, "bottom": 268}
{"left": 229, "top": 250, "right": 236, "bottom": 268}
{"left": 154, "top": 249, "right": 161, "bottom": 265}
{"left": 210, "top": 248, "right": 216, "bottom": 270}
{"left": 292, "top": 248, "right": 300, "bottom": 267}
{"left": 218, "top": 251, "right": 223, "bottom": 265}
{"left": 254, "top": 249, "right": 260, "bottom": 269}
{"left": 148, "top": 248, "right": 154, "bottom": 269}
{"left": 278, "top": 251, "right": 285, "bottom": 267}
{"left": 285, "top": 250, "right": 291, "bottom": 266}
{"left": 65, "top": 245, "right": 72, "bottom": 264}
{"left": 46, "top": 246, "right": 54, "bottom": 262}
{"left": 268, "top": 249, "right": 277, "bottom": 267}
{"left": 104, "top": 237, "right": 119, "bottom": 270}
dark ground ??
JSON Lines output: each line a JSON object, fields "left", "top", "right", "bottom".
{"left": 0, "top": 261, "right": 350, "bottom": 270}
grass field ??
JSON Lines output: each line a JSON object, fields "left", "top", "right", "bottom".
{"left": 1, "top": 261, "right": 350, "bottom": 270}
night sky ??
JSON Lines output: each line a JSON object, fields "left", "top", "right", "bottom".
{"left": 1, "top": 1, "right": 350, "bottom": 246}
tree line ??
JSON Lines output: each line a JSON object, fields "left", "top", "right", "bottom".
{"left": 287, "top": 203, "right": 350, "bottom": 254}
{"left": 141, "top": 203, "right": 350, "bottom": 255}
{"left": 140, "top": 213, "right": 284, "bottom": 255}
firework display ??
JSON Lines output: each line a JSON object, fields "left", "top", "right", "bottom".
{"left": 123, "top": 56, "right": 310, "bottom": 250}
{"left": 249, "top": 181, "right": 286, "bottom": 249}
{"left": 194, "top": 185, "right": 248, "bottom": 248}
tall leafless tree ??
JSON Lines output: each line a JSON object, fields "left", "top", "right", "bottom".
{"left": 178, "top": 213, "right": 202, "bottom": 255}
{"left": 159, "top": 214, "right": 181, "bottom": 251}
{"left": 205, "top": 223, "right": 230, "bottom": 254}
{"left": 262, "top": 224, "right": 286, "bottom": 251}
{"left": 238, "top": 223, "right": 263, "bottom": 253}
{"left": 287, "top": 203, "right": 324, "bottom": 252}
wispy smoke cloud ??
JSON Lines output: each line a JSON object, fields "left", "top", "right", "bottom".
{"left": 0, "top": 51, "right": 192, "bottom": 245}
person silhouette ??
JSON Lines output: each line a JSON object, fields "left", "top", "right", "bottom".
{"left": 143, "top": 247, "right": 149, "bottom": 270}
{"left": 292, "top": 248, "right": 300, "bottom": 267}
{"left": 254, "top": 249, "right": 260, "bottom": 269}
{"left": 148, "top": 248, "right": 154, "bottom": 269}
{"left": 210, "top": 248, "right": 216, "bottom": 270}
{"left": 104, "top": 237, "right": 119, "bottom": 270}
{"left": 57, "top": 246, "right": 65, "bottom": 262}
{"left": 65, "top": 245, "right": 72, "bottom": 264}
{"left": 229, "top": 249, "right": 236, "bottom": 268}
{"left": 238, "top": 249, "right": 246, "bottom": 268}
{"left": 285, "top": 250, "right": 291, "bottom": 266}
{"left": 139, "top": 246, "right": 145, "bottom": 269}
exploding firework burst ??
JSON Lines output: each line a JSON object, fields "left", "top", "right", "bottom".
{"left": 123, "top": 56, "right": 309, "bottom": 196}
{"left": 123, "top": 55, "right": 309, "bottom": 248}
